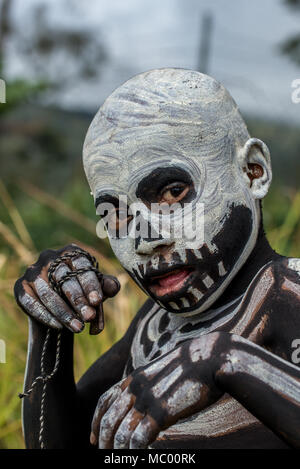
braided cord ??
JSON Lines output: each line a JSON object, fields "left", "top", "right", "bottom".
{"left": 48, "top": 250, "right": 102, "bottom": 294}
{"left": 19, "top": 249, "right": 100, "bottom": 448}
{"left": 19, "top": 328, "right": 62, "bottom": 448}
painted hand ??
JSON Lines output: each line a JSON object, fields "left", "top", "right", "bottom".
{"left": 14, "top": 244, "right": 120, "bottom": 333}
{"left": 91, "top": 332, "right": 225, "bottom": 448}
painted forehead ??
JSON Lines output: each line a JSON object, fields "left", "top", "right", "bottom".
{"left": 90, "top": 132, "right": 234, "bottom": 204}
{"left": 83, "top": 68, "right": 250, "bottom": 197}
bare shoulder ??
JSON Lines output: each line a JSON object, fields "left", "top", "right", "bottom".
{"left": 251, "top": 256, "right": 300, "bottom": 294}
{"left": 286, "top": 258, "right": 300, "bottom": 276}
{"left": 272, "top": 257, "right": 300, "bottom": 297}
{"left": 236, "top": 257, "right": 300, "bottom": 346}
{"left": 266, "top": 257, "right": 300, "bottom": 353}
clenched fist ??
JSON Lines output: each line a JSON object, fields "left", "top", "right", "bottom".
{"left": 14, "top": 244, "right": 120, "bottom": 334}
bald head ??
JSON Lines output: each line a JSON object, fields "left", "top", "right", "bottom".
{"left": 83, "top": 68, "right": 250, "bottom": 195}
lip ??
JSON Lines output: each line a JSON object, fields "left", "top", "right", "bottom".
{"left": 147, "top": 266, "right": 194, "bottom": 298}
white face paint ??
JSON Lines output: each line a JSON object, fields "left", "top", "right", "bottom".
{"left": 83, "top": 69, "right": 271, "bottom": 316}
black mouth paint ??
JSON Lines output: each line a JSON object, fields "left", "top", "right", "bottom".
{"left": 132, "top": 205, "right": 253, "bottom": 314}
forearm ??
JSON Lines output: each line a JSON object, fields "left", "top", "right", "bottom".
{"left": 215, "top": 333, "right": 300, "bottom": 448}
{"left": 15, "top": 244, "right": 124, "bottom": 448}
{"left": 23, "top": 318, "right": 78, "bottom": 449}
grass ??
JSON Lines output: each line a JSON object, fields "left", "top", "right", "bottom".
{"left": 0, "top": 178, "right": 299, "bottom": 449}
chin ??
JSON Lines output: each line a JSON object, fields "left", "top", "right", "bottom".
{"left": 147, "top": 273, "right": 230, "bottom": 317}
{"left": 138, "top": 261, "right": 225, "bottom": 315}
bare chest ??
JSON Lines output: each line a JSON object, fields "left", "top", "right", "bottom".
{"left": 129, "top": 294, "right": 253, "bottom": 370}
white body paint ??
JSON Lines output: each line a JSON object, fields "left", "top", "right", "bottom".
{"left": 189, "top": 334, "right": 217, "bottom": 362}
{"left": 166, "top": 380, "right": 202, "bottom": 416}
{"left": 155, "top": 395, "right": 258, "bottom": 441}
{"left": 83, "top": 68, "right": 272, "bottom": 317}
{"left": 223, "top": 349, "right": 300, "bottom": 403}
{"left": 288, "top": 258, "right": 300, "bottom": 277}
{"left": 129, "top": 296, "right": 243, "bottom": 370}
{"left": 152, "top": 365, "right": 183, "bottom": 398}
{"left": 125, "top": 262, "right": 278, "bottom": 442}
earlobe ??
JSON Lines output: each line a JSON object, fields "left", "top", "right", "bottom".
{"left": 238, "top": 138, "right": 272, "bottom": 199}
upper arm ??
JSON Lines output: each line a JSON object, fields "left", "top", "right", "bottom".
{"left": 234, "top": 258, "right": 300, "bottom": 358}
{"left": 267, "top": 258, "right": 300, "bottom": 362}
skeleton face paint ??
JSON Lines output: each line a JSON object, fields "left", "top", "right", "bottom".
{"left": 83, "top": 69, "right": 271, "bottom": 316}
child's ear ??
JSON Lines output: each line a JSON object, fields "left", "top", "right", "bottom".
{"left": 238, "top": 138, "right": 272, "bottom": 199}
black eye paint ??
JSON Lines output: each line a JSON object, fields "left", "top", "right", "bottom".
{"left": 136, "top": 166, "right": 196, "bottom": 205}
{"left": 95, "top": 194, "right": 133, "bottom": 238}
{"left": 94, "top": 194, "right": 119, "bottom": 210}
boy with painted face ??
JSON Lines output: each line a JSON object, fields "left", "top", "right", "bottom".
{"left": 15, "top": 69, "right": 300, "bottom": 449}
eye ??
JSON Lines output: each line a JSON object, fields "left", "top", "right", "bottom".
{"left": 159, "top": 182, "right": 190, "bottom": 204}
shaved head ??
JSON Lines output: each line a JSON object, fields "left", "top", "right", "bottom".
{"left": 83, "top": 68, "right": 250, "bottom": 196}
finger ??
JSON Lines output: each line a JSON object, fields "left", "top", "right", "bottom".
{"left": 99, "top": 388, "right": 135, "bottom": 449}
{"left": 101, "top": 275, "right": 120, "bottom": 298}
{"left": 129, "top": 415, "right": 160, "bottom": 449}
{"left": 17, "top": 281, "right": 62, "bottom": 329}
{"left": 114, "top": 406, "right": 144, "bottom": 449}
{"left": 53, "top": 262, "right": 96, "bottom": 322}
{"left": 90, "top": 275, "right": 120, "bottom": 335}
{"left": 91, "top": 381, "right": 124, "bottom": 445}
{"left": 32, "top": 277, "right": 84, "bottom": 333}
{"left": 69, "top": 255, "right": 103, "bottom": 306}
{"left": 89, "top": 302, "right": 104, "bottom": 335}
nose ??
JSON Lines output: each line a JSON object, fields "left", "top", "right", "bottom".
{"left": 135, "top": 236, "right": 174, "bottom": 255}
{"left": 134, "top": 211, "right": 174, "bottom": 255}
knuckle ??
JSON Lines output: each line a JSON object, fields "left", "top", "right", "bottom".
{"left": 97, "top": 394, "right": 106, "bottom": 408}
{"left": 75, "top": 256, "right": 92, "bottom": 268}
{"left": 36, "top": 249, "right": 57, "bottom": 267}
{"left": 14, "top": 278, "right": 34, "bottom": 311}
{"left": 130, "top": 433, "right": 143, "bottom": 448}
{"left": 114, "top": 430, "right": 126, "bottom": 446}
{"left": 102, "top": 276, "right": 120, "bottom": 297}
{"left": 96, "top": 394, "right": 110, "bottom": 413}
{"left": 19, "top": 249, "right": 58, "bottom": 284}
{"left": 72, "top": 294, "right": 87, "bottom": 306}
{"left": 58, "top": 244, "right": 81, "bottom": 257}
{"left": 99, "top": 387, "right": 112, "bottom": 403}
{"left": 60, "top": 311, "right": 74, "bottom": 324}
{"left": 53, "top": 262, "right": 69, "bottom": 277}
{"left": 63, "top": 243, "right": 81, "bottom": 252}
{"left": 101, "top": 413, "right": 110, "bottom": 429}
{"left": 92, "top": 414, "right": 100, "bottom": 432}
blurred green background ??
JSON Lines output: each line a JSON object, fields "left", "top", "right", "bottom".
{"left": 0, "top": 0, "right": 299, "bottom": 449}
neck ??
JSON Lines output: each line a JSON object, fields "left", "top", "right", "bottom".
{"left": 214, "top": 218, "right": 282, "bottom": 308}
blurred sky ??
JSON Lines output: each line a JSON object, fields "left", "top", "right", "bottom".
{"left": 11, "top": 0, "right": 300, "bottom": 123}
